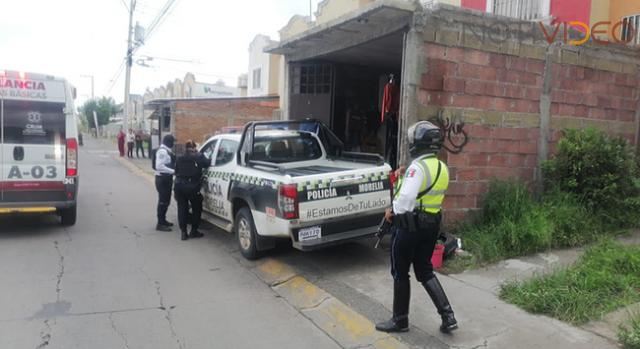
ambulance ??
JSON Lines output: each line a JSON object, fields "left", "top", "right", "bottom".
{"left": 0, "top": 71, "right": 79, "bottom": 225}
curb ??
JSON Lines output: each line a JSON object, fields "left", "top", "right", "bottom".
{"left": 253, "top": 258, "right": 410, "bottom": 349}
{"left": 114, "top": 156, "right": 155, "bottom": 185}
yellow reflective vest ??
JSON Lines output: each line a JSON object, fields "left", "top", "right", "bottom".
{"left": 394, "top": 155, "right": 449, "bottom": 214}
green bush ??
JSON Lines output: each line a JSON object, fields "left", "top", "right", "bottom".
{"left": 620, "top": 313, "right": 640, "bottom": 349}
{"left": 500, "top": 240, "right": 640, "bottom": 325}
{"left": 543, "top": 128, "right": 639, "bottom": 226}
{"left": 542, "top": 190, "right": 600, "bottom": 247}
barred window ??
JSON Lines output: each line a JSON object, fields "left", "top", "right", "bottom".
{"left": 621, "top": 15, "right": 640, "bottom": 45}
{"left": 292, "top": 64, "right": 331, "bottom": 95}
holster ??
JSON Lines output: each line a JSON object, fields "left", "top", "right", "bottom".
{"left": 394, "top": 211, "right": 440, "bottom": 233}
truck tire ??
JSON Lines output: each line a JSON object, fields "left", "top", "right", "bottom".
{"left": 235, "top": 207, "right": 259, "bottom": 260}
{"left": 60, "top": 205, "right": 77, "bottom": 226}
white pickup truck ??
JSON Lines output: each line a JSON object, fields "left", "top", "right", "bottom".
{"left": 198, "top": 120, "right": 392, "bottom": 259}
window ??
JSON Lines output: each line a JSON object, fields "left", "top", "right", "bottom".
{"left": 622, "top": 15, "right": 640, "bottom": 45}
{"left": 215, "top": 139, "right": 239, "bottom": 166}
{"left": 491, "top": 0, "right": 547, "bottom": 21}
{"left": 2, "top": 100, "right": 66, "bottom": 145}
{"left": 292, "top": 64, "right": 331, "bottom": 95}
{"left": 200, "top": 139, "right": 218, "bottom": 162}
{"left": 251, "top": 133, "right": 322, "bottom": 163}
{"left": 252, "top": 68, "right": 262, "bottom": 89}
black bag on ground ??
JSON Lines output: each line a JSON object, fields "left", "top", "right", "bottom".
{"left": 150, "top": 148, "right": 158, "bottom": 170}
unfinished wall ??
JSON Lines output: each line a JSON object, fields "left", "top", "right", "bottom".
{"left": 173, "top": 97, "right": 279, "bottom": 144}
{"left": 418, "top": 6, "right": 640, "bottom": 224}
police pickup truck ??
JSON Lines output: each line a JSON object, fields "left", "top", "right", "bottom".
{"left": 199, "top": 120, "right": 392, "bottom": 259}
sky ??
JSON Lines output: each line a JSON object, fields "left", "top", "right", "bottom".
{"left": 1, "top": 0, "right": 317, "bottom": 106}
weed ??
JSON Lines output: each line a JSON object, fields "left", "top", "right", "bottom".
{"left": 619, "top": 312, "right": 640, "bottom": 349}
{"left": 500, "top": 240, "right": 640, "bottom": 325}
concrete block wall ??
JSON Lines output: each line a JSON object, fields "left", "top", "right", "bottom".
{"left": 418, "top": 6, "right": 640, "bottom": 224}
{"left": 173, "top": 97, "right": 279, "bottom": 144}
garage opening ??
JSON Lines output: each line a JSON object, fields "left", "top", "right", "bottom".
{"left": 288, "top": 31, "right": 405, "bottom": 168}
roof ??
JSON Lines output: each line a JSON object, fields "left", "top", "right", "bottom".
{"left": 265, "top": 0, "right": 415, "bottom": 62}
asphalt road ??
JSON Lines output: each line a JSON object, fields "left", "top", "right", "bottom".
{"left": 0, "top": 139, "right": 345, "bottom": 349}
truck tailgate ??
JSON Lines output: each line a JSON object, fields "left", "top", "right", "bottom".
{"left": 294, "top": 166, "right": 391, "bottom": 223}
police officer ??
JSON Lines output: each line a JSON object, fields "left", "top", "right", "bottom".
{"left": 174, "top": 140, "right": 210, "bottom": 241}
{"left": 375, "top": 121, "right": 458, "bottom": 334}
{"left": 155, "top": 134, "right": 176, "bottom": 232}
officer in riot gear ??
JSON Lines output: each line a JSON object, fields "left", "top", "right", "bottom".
{"left": 375, "top": 121, "right": 458, "bottom": 334}
{"left": 155, "top": 134, "right": 176, "bottom": 231}
{"left": 174, "top": 140, "right": 210, "bottom": 241}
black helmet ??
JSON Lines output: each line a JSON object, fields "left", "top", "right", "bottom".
{"left": 408, "top": 121, "right": 443, "bottom": 157}
{"left": 162, "top": 134, "right": 175, "bottom": 148}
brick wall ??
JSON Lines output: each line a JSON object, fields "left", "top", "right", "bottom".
{"left": 418, "top": 7, "right": 640, "bottom": 225}
{"left": 172, "top": 97, "right": 279, "bottom": 144}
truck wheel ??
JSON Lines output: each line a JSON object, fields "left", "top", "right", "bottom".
{"left": 60, "top": 205, "right": 77, "bottom": 226}
{"left": 235, "top": 207, "right": 259, "bottom": 260}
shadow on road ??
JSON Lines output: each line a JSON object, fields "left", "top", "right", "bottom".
{"left": 0, "top": 214, "right": 64, "bottom": 239}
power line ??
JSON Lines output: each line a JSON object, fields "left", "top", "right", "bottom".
{"left": 120, "top": 0, "right": 129, "bottom": 12}
{"left": 103, "top": 59, "right": 126, "bottom": 95}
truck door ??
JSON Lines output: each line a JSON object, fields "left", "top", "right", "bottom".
{"left": 1, "top": 97, "right": 4, "bottom": 202}
{"left": 209, "top": 139, "right": 239, "bottom": 222}
{"left": 1, "top": 99, "right": 67, "bottom": 204}
{"left": 200, "top": 139, "right": 218, "bottom": 214}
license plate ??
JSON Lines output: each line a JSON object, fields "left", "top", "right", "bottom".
{"left": 298, "top": 226, "right": 322, "bottom": 242}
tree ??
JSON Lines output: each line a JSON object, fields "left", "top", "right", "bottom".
{"left": 79, "top": 97, "right": 119, "bottom": 129}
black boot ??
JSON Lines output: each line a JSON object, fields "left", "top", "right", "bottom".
{"left": 423, "top": 277, "right": 458, "bottom": 333}
{"left": 181, "top": 230, "right": 189, "bottom": 241}
{"left": 156, "top": 223, "right": 172, "bottom": 232}
{"left": 189, "top": 228, "right": 204, "bottom": 238}
{"left": 376, "top": 279, "right": 410, "bottom": 333}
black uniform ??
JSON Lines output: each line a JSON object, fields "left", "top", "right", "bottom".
{"left": 174, "top": 149, "right": 209, "bottom": 239}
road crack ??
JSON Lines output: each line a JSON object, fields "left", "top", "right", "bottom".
{"left": 299, "top": 296, "right": 332, "bottom": 311}
{"left": 53, "top": 241, "right": 65, "bottom": 302}
{"left": 35, "top": 319, "right": 51, "bottom": 349}
{"left": 155, "top": 281, "right": 185, "bottom": 349}
{"left": 108, "top": 313, "right": 131, "bottom": 349}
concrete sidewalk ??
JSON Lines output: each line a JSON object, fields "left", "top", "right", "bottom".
{"left": 115, "top": 149, "right": 628, "bottom": 349}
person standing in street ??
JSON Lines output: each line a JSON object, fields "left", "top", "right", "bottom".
{"left": 155, "top": 134, "right": 176, "bottom": 232}
{"left": 174, "top": 140, "right": 210, "bottom": 241}
{"left": 375, "top": 121, "right": 458, "bottom": 334}
{"left": 117, "top": 127, "right": 126, "bottom": 157}
{"left": 126, "top": 129, "right": 135, "bottom": 158}
{"left": 135, "top": 130, "right": 145, "bottom": 158}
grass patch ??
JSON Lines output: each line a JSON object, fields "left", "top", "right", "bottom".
{"left": 500, "top": 240, "right": 640, "bottom": 325}
{"left": 620, "top": 312, "right": 640, "bottom": 349}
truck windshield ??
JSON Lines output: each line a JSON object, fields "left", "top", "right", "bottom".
{"left": 251, "top": 132, "right": 322, "bottom": 163}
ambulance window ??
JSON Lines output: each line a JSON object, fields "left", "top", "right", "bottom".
{"left": 215, "top": 140, "right": 239, "bottom": 166}
{"left": 2, "top": 100, "right": 66, "bottom": 145}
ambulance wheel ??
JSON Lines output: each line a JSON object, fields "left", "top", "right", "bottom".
{"left": 235, "top": 208, "right": 259, "bottom": 260}
{"left": 60, "top": 205, "right": 77, "bottom": 226}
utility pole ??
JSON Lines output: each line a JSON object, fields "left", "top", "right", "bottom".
{"left": 123, "top": 0, "right": 136, "bottom": 131}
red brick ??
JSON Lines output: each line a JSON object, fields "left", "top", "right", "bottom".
{"left": 524, "top": 87, "right": 542, "bottom": 101}
{"left": 597, "top": 96, "right": 612, "bottom": 108}
{"left": 458, "top": 63, "right": 497, "bottom": 80}
{"left": 464, "top": 50, "right": 491, "bottom": 65}
{"left": 497, "top": 69, "right": 520, "bottom": 83}
{"left": 425, "top": 44, "right": 447, "bottom": 59}
{"left": 428, "top": 59, "right": 457, "bottom": 76}
{"left": 494, "top": 97, "right": 515, "bottom": 111}
{"left": 518, "top": 141, "right": 538, "bottom": 154}
{"left": 505, "top": 85, "right": 525, "bottom": 99}
{"left": 422, "top": 74, "right": 444, "bottom": 91}
{"left": 598, "top": 71, "right": 616, "bottom": 84}
{"left": 551, "top": 90, "right": 563, "bottom": 103}
{"left": 584, "top": 94, "right": 599, "bottom": 107}
{"left": 564, "top": 92, "right": 582, "bottom": 105}
{"left": 443, "top": 195, "right": 477, "bottom": 210}
{"left": 526, "top": 59, "right": 545, "bottom": 75}
{"left": 469, "top": 153, "right": 489, "bottom": 166}
{"left": 617, "top": 110, "right": 636, "bottom": 122}
{"left": 559, "top": 104, "right": 576, "bottom": 116}
{"left": 463, "top": 139, "right": 487, "bottom": 153}
{"left": 467, "top": 182, "right": 488, "bottom": 195}
{"left": 551, "top": 103, "right": 560, "bottom": 114}
{"left": 507, "top": 56, "right": 527, "bottom": 71}
{"left": 574, "top": 105, "right": 589, "bottom": 117}
{"left": 451, "top": 94, "right": 493, "bottom": 109}
{"left": 520, "top": 72, "right": 539, "bottom": 86}
{"left": 524, "top": 155, "right": 538, "bottom": 167}
{"left": 588, "top": 108, "right": 606, "bottom": 119}
{"left": 508, "top": 154, "right": 527, "bottom": 167}
{"left": 443, "top": 77, "right": 466, "bottom": 92}
{"left": 622, "top": 99, "right": 637, "bottom": 111}
{"left": 489, "top": 54, "right": 507, "bottom": 68}
{"left": 528, "top": 129, "right": 540, "bottom": 140}
{"left": 445, "top": 47, "right": 465, "bottom": 62}
{"left": 465, "top": 80, "right": 485, "bottom": 95}
{"left": 447, "top": 182, "right": 468, "bottom": 196}
{"left": 422, "top": 91, "right": 452, "bottom": 106}
{"left": 466, "top": 125, "right": 491, "bottom": 138}
{"left": 456, "top": 168, "right": 477, "bottom": 181}
{"left": 448, "top": 154, "right": 468, "bottom": 166}
{"left": 488, "top": 154, "right": 509, "bottom": 166}
{"left": 442, "top": 210, "right": 470, "bottom": 226}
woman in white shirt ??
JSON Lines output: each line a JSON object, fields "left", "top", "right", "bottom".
{"left": 126, "top": 129, "right": 135, "bottom": 158}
